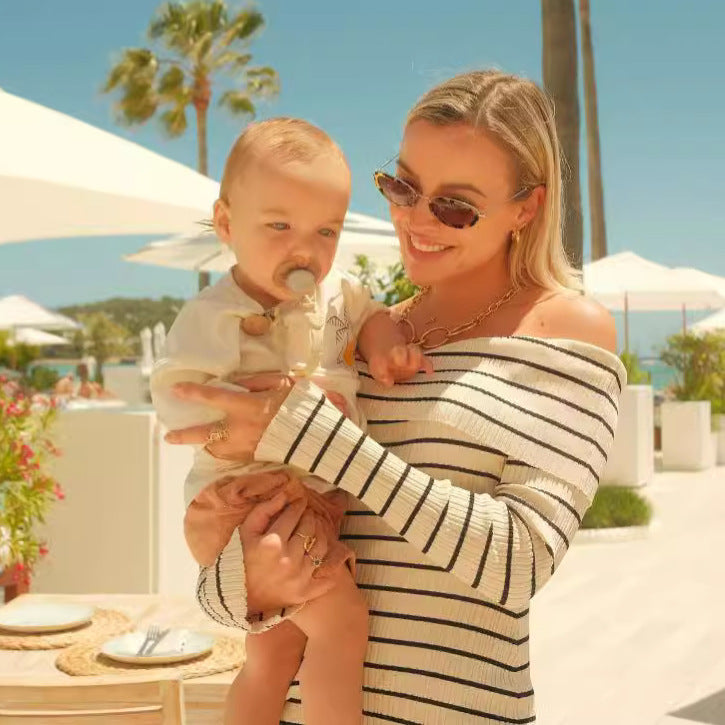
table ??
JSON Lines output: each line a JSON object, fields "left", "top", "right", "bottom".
{"left": 0, "top": 593, "right": 245, "bottom": 724}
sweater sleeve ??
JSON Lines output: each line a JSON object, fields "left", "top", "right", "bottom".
{"left": 255, "top": 379, "right": 606, "bottom": 611}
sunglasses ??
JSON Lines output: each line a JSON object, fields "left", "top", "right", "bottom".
{"left": 373, "top": 164, "right": 530, "bottom": 229}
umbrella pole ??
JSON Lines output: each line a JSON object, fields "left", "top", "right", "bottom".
{"left": 682, "top": 304, "right": 687, "bottom": 334}
{"left": 624, "top": 293, "right": 630, "bottom": 354}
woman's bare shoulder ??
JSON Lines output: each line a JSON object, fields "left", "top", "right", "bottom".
{"left": 517, "top": 289, "right": 617, "bottom": 353}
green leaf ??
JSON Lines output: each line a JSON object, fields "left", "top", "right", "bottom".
{"left": 217, "top": 90, "right": 255, "bottom": 117}
{"left": 160, "top": 106, "right": 188, "bottom": 137}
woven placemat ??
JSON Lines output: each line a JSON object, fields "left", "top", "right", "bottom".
{"left": 55, "top": 634, "right": 245, "bottom": 679}
{"left": 0, "top": 608, "right": 133, "bottom": 651}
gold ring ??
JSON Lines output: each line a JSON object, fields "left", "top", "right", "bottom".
{"left": 206, "top": 420, "right": 229, "bottom": 445}
{"left": 296, "top": 532, "right": 316, "bottom": 554}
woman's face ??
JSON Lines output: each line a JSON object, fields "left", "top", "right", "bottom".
{"left": 389, "top": 120, "right": 532, "bottom": 288}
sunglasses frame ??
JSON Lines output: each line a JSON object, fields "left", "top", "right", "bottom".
{"left": 373, "top": 157, "right": 531, "bottom": 229}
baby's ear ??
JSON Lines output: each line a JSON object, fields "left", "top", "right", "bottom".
{"left": 213, "top": 198, "right": 232, "bottom": 244}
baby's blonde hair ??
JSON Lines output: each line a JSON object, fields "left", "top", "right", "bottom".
{"left": 219, "top": 117, "right": 347, "bottom": 202}
{"left": 407, "top": 70, "right": 581, "bottom": 292}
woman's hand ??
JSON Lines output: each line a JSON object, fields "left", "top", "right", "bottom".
{"left": 238, "top": 490, "right": 337, "bottom": 613}
{"left": 164, "top": 372, "right": 292, "bottom": 460}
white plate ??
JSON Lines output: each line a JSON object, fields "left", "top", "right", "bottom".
{"left": 0, "top": 603, "right": 95, "bottom": 633}
{"left": 101, "top": 629, "right": 214, "bottom": 665}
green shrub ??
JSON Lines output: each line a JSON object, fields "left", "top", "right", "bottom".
{"left": 619, "top": 351, "right": 651, "bottom": 385}
{"left": 24, "top": 365, "right": 60, "bottom": 392}
{"left": 581, "top": 486, "right": 652, "bottom": 529}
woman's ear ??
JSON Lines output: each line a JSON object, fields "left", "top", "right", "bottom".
{"left": 213, "top": 199, "right": 232, "bottom": 244}
{"left": 515, "top": 185, "right": 546, "bottom": 228}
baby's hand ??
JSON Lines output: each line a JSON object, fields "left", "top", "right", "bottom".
{"left": 368, "top": 344, "right": 433, "bottom": 388}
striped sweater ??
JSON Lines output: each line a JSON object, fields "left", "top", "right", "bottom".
{"left": 199, "top": 336, "right": 626, "bottom": 724}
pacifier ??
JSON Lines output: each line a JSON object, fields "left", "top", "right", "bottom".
{"left": 284, "top": 268, "right": 317, "bottom": 296}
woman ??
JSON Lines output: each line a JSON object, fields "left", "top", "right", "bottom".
{"left": 167, "top": 69, "right": 625, "bottom": 724}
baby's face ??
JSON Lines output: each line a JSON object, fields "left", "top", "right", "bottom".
{"left": 215, "top": 152, "right": 351, "bottom": 307}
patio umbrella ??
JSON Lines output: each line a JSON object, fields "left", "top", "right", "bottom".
{"left": 124, "top": 211, "right": 401, "bottom": 276}
{"left": 583, "top": 252, "right": 725, "bottom": 351}
{"left": 0, "top": 295, "right": 80, "bottom": 332}
{"left": 11, "top": 328, "right": 70, "bottom": 346}
{"left": 692, "top": 308, "right": 725, "bottom": 333}
{"left": 0, "top": 88, "right": 218, "bottom": 245}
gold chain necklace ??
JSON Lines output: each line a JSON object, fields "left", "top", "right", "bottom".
{"left": 398, "top": 286, "right": 518, "bottom": 350}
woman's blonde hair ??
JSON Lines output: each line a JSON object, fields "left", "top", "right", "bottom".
{"left": 407, "top": 70, "right": 581, "bottom": 292}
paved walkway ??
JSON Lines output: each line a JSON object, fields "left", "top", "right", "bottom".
{"left": 530, "top": 465, "right": 725, "bottom": 725}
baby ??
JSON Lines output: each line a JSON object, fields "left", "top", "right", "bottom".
{"left": 151, "top": 118, "right": 428, "bottom": 724}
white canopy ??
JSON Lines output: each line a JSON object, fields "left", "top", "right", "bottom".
{"left": 11, "top": 328, "right": 70, "bottom": 346}
{"left": 692, "top": 308, "right": 725, "bottom": 333}
{"left": 0, "top": 295, "right": 80, "bottom": 331}
{"left": 124, "top": 211, "right": 401, "bottom": 276}
{"left": 583, "top": 252, "right": 725, "bottom": 311}
{"left": 0, "top": 88, "right": 219, "bottom": 244}
{"left": 670, "top": 267, "right": 725, "bottom": 300}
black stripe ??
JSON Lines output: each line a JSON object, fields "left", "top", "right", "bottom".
{"left": 359, "top": 449, "right": 389, "bottom": 499}
{"left": 407, "top": 461, "right": 500, "bottom": 482}
{"left": 309, "top": 411, "right": 345, "bottom": 473}
{"left": 332, "top": 429, "right": 367, "bottom": 486}
{"left": 214, "top": 549, "right": 238, "bottom": 626}
{"left": 426, "top": 346, "right": 618, "bottom": 410}
{"left": 345, "top": 509, "right": 377, "bottom": 516}
{"left": 360, "top": 393, "right": 600, "bottom": 479}
{"left": 472, "top": 525, "right": 494, "bottom": 589}
{"left": 369, "top": 636, "right": 529, "bottom": 671}
{"left": 383, "top": 435, "right": 506, "bottom": 459}
{"left": 363, "top": 365, "right": 615, "bottom": 437}
{"left": 516, "top": 334, "right": 622, "bottom": 391}
{"left": 366, "top": 419, "right": 410, "bottom": 425}
{"left": 196, "top": 574, "right": 228, "bottom": 627}
{"left": 357, "top": 558, "right": 444, "bottom": 572}
{"left": 446, "top": 490, "right": 474, "bottom": 572}
{"left": 422, "top": 501, "right": 448, "bottom": 553}
{"left": 341, "top": 533, "right": 405, "bottom": 542}
{"left": 364, "top": 686, "right": 535, "bottom": 722}
{"left": 368, "top": 610, "right": 528, "bottom": 644}
{"left": 380, "top": 464, "right": 411, "bottom": 515}
{"left": 500, "top": 509, "right": 514, "bottom": 606}
{"left": 509, "top": 506, "right": 537, "bottom": 598}
{"left": 283, "top": 394, "right": 327, "bottom": 464}
{"left": 400, "top": 476, "right": 434, "bottom": 536}
{"left": 357, "top": 583, "right": 528, "bottom": 618}
{"left": 527, "top": 484, "right": 582, "bottom": 524}
{"left": 360, "top": 388, "right": 609, "bottom": 460}
{"left": 364, "top": 662, "right": 534, "bottom": 698}
{"left": 499, "top": 492, "right": 571, "bottom": 549}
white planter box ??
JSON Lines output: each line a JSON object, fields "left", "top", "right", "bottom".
{"left": 661, "top": 401, "right": 713, "bottom": 471}
{"left": 602, "top": 385, "right": 654, "bottom": 487}
{"left": 714, "top": 415, "right": 725, "bottom": 466}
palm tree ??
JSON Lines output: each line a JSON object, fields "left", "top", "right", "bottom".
{"left": 541, "top": 0, "right": 583, "bottom": 270}
{"left": 579, "top": 0, "right": 607, "bottom": 260}
{"left": 103, "top": 1, "right": 279, "bottom": 290}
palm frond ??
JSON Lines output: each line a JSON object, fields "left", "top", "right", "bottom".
{"left": 245, "top": 66, "right": 280, "bottom": 99}
{"left": 218, "top": 90, "right": 255, "bottom": 118}
{"left": 212, "top": 50, "right": 252, "bottom": 72}
{"left": 115, "top": 80, "right": 159, "bottom": 125}
{"left": 160, "top": 106, "right": 189, "bottom": 137}
{"left": 221, "top": 8, "right": 264, "bottom": 47}
{"left": 158, "top": 66, "right": 194, "bottom": 106}
{"left": 103, "top": 48, "right": 158, "bottom": 92}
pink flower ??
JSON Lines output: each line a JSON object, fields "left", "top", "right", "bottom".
{"left": 53, "top": 483, "right": 65, "bottom": 501}
{"left": 39, "top": 545, "right": 49, "bottom": 556}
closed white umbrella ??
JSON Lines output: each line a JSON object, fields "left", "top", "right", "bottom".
{"left": 0, "top": 295, "right": 80, "bottom": 331}
{"left": 0, "top": 88, "right": 218, "bottom": 245}
{"left": 124, "top": 211, "right": 401, "bottom": 276}
{"left": 584, "top": 252, "right": 725, "bottom": 351}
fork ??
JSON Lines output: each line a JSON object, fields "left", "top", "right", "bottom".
{"left": 135, "top": 624, "right": 161, "bottom": 656}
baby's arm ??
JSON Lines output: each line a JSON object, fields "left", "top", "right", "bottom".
{"left": 357, "top": 309, "right": 432, "bottom": 387}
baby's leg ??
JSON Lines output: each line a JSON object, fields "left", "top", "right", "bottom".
{"left": 224, "top": 619, "right": 306, "bottom": 725}
{"left": 292, "top": 568, "right": 369, "bottom": 725}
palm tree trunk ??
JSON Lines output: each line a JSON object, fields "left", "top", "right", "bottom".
{"left": 195, "top": 104, "right": 211, "bottom": 291}
{"left": 542, "top": 0, "right": 583, "bottom": 270}
{"left": 579, "top": 0, "right": 607, "bottom": 260}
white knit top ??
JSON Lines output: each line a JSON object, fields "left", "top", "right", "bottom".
{"left": 198, "top": 335, "right": 626, "bottom": 724}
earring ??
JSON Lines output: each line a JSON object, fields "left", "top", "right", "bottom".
{"left": 511, "top": 228, "right": 522, "bottom": 244}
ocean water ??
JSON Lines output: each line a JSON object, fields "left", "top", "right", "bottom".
{"left": 639, "top": 359, "right": 678, "bottom": 391}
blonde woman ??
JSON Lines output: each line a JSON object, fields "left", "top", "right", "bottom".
{"left": 167, "top": 69, "right": 625, "bottom": 724}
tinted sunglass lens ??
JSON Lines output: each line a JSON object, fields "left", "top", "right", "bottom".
{"left": 430, "top": 198, "right": 478, "bottom": 229}
{"left": 375, "top": 173, "right": 417, "bottom": 207}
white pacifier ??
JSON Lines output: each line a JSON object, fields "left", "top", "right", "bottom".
{"left": 285, "top": 268, "right": 317, "bottom": 295}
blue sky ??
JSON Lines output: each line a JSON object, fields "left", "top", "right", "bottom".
{"left": 1, "top": 0, "right": 723, "bottom": 355}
